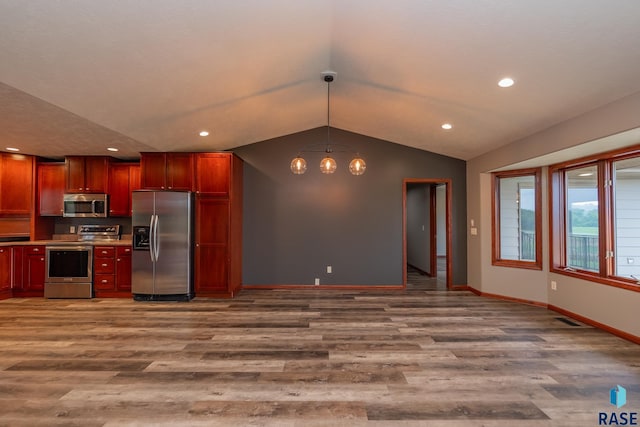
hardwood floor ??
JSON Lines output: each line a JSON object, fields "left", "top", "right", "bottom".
{"left": 0, "top": 273, "right": 638, "bottom": 426}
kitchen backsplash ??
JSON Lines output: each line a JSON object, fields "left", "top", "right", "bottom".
{"left": 54, "top": 217, "right": 132, "bottom": 236}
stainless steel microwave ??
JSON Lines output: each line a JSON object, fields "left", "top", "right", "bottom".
{"left": 63, "top": 194, "right": 108, "bottom": 217}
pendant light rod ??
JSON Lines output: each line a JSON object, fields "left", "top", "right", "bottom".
{"left": 323, "top": 72, "right": 335, "bottom": 153}
{"left": 326, "top": 77, "right": 330, "bottom": 152}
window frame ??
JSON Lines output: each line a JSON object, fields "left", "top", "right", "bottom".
{"left": 549, "top": 144, "right": 640, "bottom": 292}
{"left": 491, "top": 168, "right": 542, "bottom": 270}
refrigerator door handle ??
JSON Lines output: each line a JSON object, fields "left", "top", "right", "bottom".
{"left": 154, "top": 214, "right": 160, "bottom": 262}
{"left": 149, "top": 214, "right": 157, "bottom": 262}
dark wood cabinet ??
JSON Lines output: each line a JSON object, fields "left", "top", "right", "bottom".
{"left": 109, "top": 163, "right": 141, "bottom": 217}
{"left": 94, "top": 246, "right": 115, "bottom": 295}
{"left": 16, "top": 246, "right": 45, "bottom": 296}
{"left": 195, "top": 199, "right": 229, "bottom": 293}
{"left": 65, "top": 156, "right": 109, "bottom": 193}
{"left": 140, "top": 152, "right": 193, "bottom": 191}
{"left": 129, "top": 165, "right": 141, "bottom": 215}
{"left": 115, "top": 246, "right": 132, "bottom": 292}
{"left": 94, "top": 245, "right": 131, "bottom": 297}
{"left": 66, "top": 156, "right": 85, "bottom": 192}
{"left": 139, "top": 153, "right": 165, "bottom": 190}
{"left": 11, "top": 246, "right": 23, "bottom": 292}
{"left": 167, "top": 153, "right": 193, "bottom": 191}
{"left": 195, "top": 153, "right": 230, "bottom": 197}
{"left": 37, "top": 163, "right": 65, "bottom": 216}
{"left": 0, "top": 153, "right": 34, "bottom": 215}
{"left": 193, "top": 153, "right": 242, "bottom": 297}
{"left": 0, "top": 247, "right": 12, "bottom": 297}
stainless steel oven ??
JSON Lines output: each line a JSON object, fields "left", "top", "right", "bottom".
{"left": 45, "top": 245, "right": 93, "bottom": 298}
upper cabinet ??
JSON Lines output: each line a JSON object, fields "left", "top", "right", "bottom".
{"left": 109, "top": 163, "right": 141, "bottom": 217}
{"left": 140, "top": 153, "right": 193, "bottom": 191}
{"left": 65, "top": 156, "right": 109, "bottom": 193}
{"left": 37, "top": 163, "right": 65, "bottom": 216}
{"left": 195, "top": 153, "right": 231, "bottom": 197}
{"left": 0, "top": 153, "right": 34, "bottom": 215}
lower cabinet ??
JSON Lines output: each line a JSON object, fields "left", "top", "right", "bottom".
{"left": 194, "top": 197, "right": 242, "bottom": 298}
{"left": 195, "top": 244, "right": 228, "bottom": 293}
{"left": 0, "top": 247, "right": 12, "bottom": 298}
{"left": 13, "top": 246, "right": 45, "bottom": 297}
{"left": 93, "top": 245, "right": 132, "bottom": 297}
{"left": 115, "top": 246, "right": 132, "bottom": 292}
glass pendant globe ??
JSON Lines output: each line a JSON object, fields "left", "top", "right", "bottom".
{"left": 349, "top": 157, "right": 366, "bottom": 175}
{"left": 290, "top": 156, "right": 307, "bottom": 174}
{"left": 320, "top": 156, "right": 337, "bottom": 174}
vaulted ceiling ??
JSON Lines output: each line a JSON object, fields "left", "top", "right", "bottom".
{"left": 2, "top": 1, "right": 640, "bottom": 160}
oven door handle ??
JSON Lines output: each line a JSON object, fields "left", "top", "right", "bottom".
{"left": 153, "top": 214, "right": 160, "bottom": 262}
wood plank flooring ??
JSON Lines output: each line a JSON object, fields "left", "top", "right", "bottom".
{"left": 0, "top": 270, "right": 638, "bottom": 426}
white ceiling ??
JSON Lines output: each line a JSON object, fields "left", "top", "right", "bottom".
{"left": 1, "top": 0, "right": 640, "bottom": 160}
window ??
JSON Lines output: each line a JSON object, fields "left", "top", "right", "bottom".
{"left": 565, "top": 165, "right": 599, "bottom": 272}
{"left": 613, "top": 156, "right": 640, "bottom": 282}
{"left": 492, "top": 168, "right": 542, "bottom": 269}
{"left": 550, "top": 146, "right": 640, "bottom": 291}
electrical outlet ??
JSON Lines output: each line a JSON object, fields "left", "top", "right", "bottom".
{"left": 70, "top": 226, "right": 76, "bottom": 234}
{"left": 551, "top": 281, "right": 557, "bottom": 291}
{"left": 314, "top": 278, "right": 320, "bottom": 286}
{"left": 327, "top": 265, "right": 332, "bottom": 274}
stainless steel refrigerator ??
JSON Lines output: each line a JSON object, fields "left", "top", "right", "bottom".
{"left": 131, "top": 190, "right": 194, "bottom": 301}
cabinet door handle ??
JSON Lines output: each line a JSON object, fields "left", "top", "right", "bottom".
{"left": 117, "top": 258, "right": 121, "bottom": 262}
{"left": 102, "top": 279, "right": 108, "bottom": 283}
{"left": 33, "top": 248, "right": 39, "bottom": 252}
{"left": 102, "top": 263, "right": 108, "bottom": 267}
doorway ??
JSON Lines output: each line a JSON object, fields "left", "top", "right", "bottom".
{"left": 403, "top": 179, "right": 452, "bottom": 289}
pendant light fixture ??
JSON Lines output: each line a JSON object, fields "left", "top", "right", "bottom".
{"left": 290, "top": 156, "right": 307, "bottom": 174}
{"left": 290, "top": 71, "right": 366, "bottom": 176}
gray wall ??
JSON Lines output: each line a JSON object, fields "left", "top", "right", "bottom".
{"left": 406, "top": 183, "right": 431, "bottom": 274}
{"left": 234, "top": 127, "right": 466, "bottom": 286}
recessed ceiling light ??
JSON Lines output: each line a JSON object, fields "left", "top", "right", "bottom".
{"left": 498, "top": 77, "right": 515, "bottom": 88}
{"left": 441, "top": 123, "right": 453, "bottom": 130}
{"left": 6, "top": 147, "right": 19, "bottom": 152}
{"left": 107, "top": 147, "right": 119, "bottom": 152}
{"left": 199, "top": 130, "right": 209, "bottom": 137}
